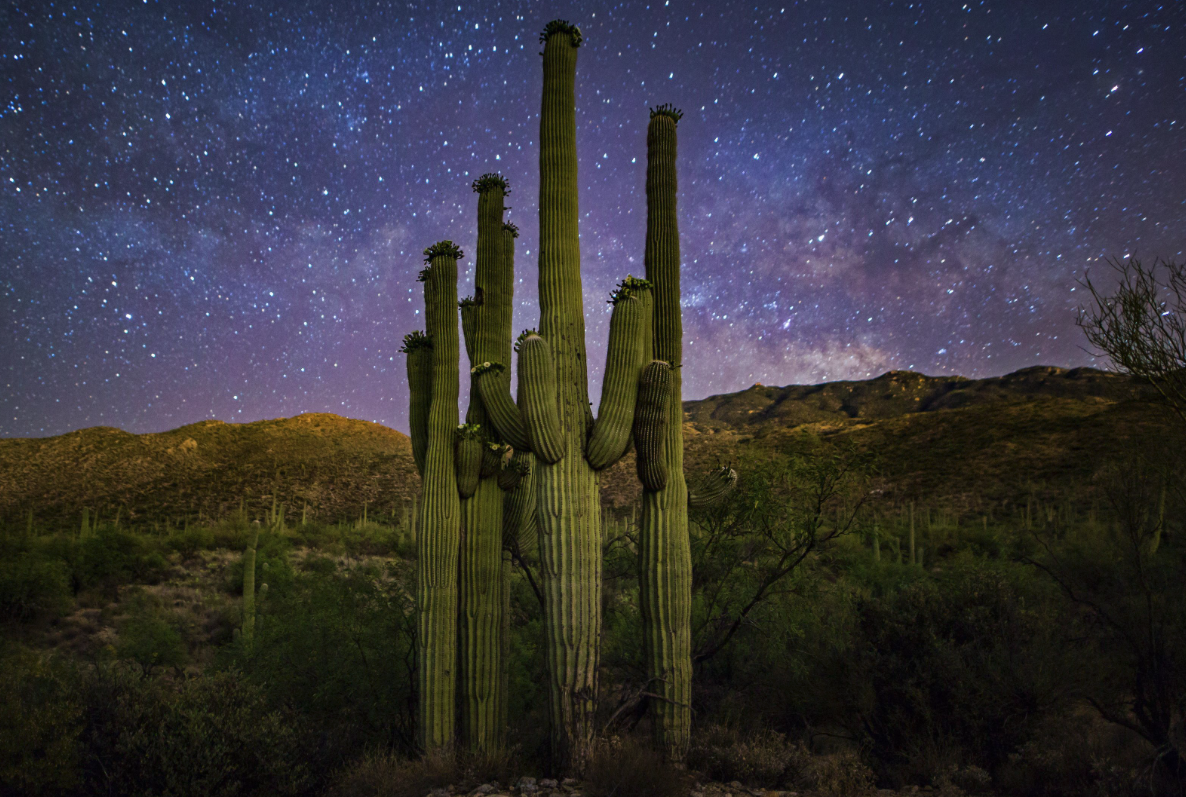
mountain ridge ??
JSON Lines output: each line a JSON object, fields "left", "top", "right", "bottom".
{"left": 0, "top": 366, "right": 1162, "bottom": 530}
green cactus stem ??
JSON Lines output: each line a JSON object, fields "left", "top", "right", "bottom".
{"left": 517, "top": 333, "right": 567, "bottom": 464}
{"left": 687, "top": 465, "right": 737, "bottom": 511}
{"left": 456, "top": 424, "right": 483, "bottom": 499}
{"left": 481, "top": 442, "right": 509, "bottom": 479}
{"left": 473, "top": 362, "right": 532, "bottom": 452}
{"left": 633, "top": 360, "right": 672, "bottom": 491}
{"left": 458, "top": 173, "right": 514, "bottom": 752}
{"left": 497, "top": 454, "right": 529, "bottom": 491}
{"left": 531, "top": 19, "right": 607, "bottom": 772}
{"left": 638, "top": 105, "right": 693, "bottom": 759}
{"left": 416, "top": 240, "right": 464, "bottom": 752}
{"left": 241, "top": 526, "right": 260, "bottom": 646}
{"left": 586, "top": 284, "right": 650, "bottom": 470}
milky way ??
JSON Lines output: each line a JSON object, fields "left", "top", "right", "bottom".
{"left": 2, "top": 1, "right": 1183, "bottom": 437}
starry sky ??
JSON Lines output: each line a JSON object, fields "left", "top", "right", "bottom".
{"left": 3, "top": 1, "right": 1183, "bottom": 438}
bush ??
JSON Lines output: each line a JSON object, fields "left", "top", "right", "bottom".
{"left": 0, "top": 553, "right": 72, "bottom": 622}
{"left": 77, "top": 666, "right": 309, "bottom": 796}
{"left": 801, "top": 750, "right": 877, "bottom": 797}
{"left": 167, "top": 526, "right": 215, "bottom": 558}
{"left": 1, "top": 654, "right": 308, "bottom": 797}
{"left": 234, "top": 560, "right": 417, "bottom": 763}
{"left": 71, "top": 528, "right": 168, "bottom": 593}
{"left": 330, "top": 749, "right": 520, "bottom": 797}
{"left": 115, "top": 598, "right": 188, "bottom": 675}
{"left": 584, "top": 736, "right": 694, "bottom": 797}
{"left": 0, "top": 648, "right": 82, "bottom": 795}
{"left": 847, "top": 558, "right": 1073, "bottom": 786}
{"left": 688, "top": 725, "right": 805, "bottom": 787}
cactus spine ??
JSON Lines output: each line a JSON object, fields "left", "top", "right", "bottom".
{"left": 413, "top": 241, "right": 464, "bottom": 751}
{"left": 457, "top": 175, "right": 514, "bottom": 752}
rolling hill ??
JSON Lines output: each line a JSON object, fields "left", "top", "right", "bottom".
{"left": 0, "top": 366, "right": 1167, "bottom": 531}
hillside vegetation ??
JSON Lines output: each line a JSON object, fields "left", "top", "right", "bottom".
{"left": 1, "top": 366, "right": 1156, "bottom": 532}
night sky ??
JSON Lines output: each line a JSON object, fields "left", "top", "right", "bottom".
{"left": 3, "top": 1, "right": 1183, "bottom": 439}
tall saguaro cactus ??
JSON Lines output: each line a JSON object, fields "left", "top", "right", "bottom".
{"left": 402, "top": 241, "right": 464, "bottom": 752}
{"left": 472, "top": 20, "right": 660, "bottom": 771}
{"left": 638, "top": 104, "right": 693, "bottom": 759}
{"left": 406, "top": 18, "right": 725, "bottom": 769}
{"left": 457, "top": 174, "right": 515, "bottom": 752}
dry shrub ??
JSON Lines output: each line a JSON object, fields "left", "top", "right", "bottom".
{"left": 800, "top": 749, "right": 877, "bottom": 797}
{"left": 687, "top": 725, "right": 806, "bottom": 787}
{"left": 996, "top": 709, "right": 1157, "bottom": 797}
{"left": 584, "top": 736, "right": 694, "bottom": 797}
{"left": 331, "top": 749, "right": 520, "bottom": 797}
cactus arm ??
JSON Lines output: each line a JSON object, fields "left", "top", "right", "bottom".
{"left": 455, "top": 424, "right": 483, "bottom": 499}
{"left": 517, "top": 333, "right": 568, "bottom": 464}
{"left": 633, "top": 360, "right": 672, "bottom": 490}
{"left": 481, "top": 442, "right": 510, "bottom": 479}
{"left": 473, "top": 362, "right": 532, "bottom": 452}
{"left": 417, "top": 240, "right": 464, "bottom": 752}
{"left": 460, "top": 296, "right": 481, "bottom": 366}
{"left": 586, "top": 283, "right": 651, "bottom": 470}
{"left": 497, "top": 450, "right": 530, "bottom": 491}
{"left": 687, "top": 466, "right": 738, "bottom": 510}
{"left": 401, "top": 331, "right": 433, "bottom": 477}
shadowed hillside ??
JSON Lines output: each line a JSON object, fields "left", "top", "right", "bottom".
{"left": 0, "top": 367, "right": 1164, "bottom": 531}
{"left": 683, "top": 365, "right": 1151, "bottom": 429}
{"left": 0, "top": 413, "right": 418, "bottom": 531}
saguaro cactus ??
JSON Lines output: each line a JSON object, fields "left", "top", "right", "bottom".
{"left": 241, "top": 525, "right": 260, "bottom": 646}
{"left": 457, "top": 174, "right": 515, "bottom": 752}
{"left": 403, "top": 240, "right": 464, "bottom": 751}
{"left": 637, "top": 104, "right": 695, "bottom": 759}
{"left": 470, "top": 20, "right": 664, "bottom": 771}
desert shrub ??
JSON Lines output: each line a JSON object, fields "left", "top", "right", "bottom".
{"left": 76, "top": 666, "right": 309, "bottom": 796}
{"left": 847, "top": 557, "right": 1073, "bottom": 786}
{"left": 115, "top": 597, "right": 188, "bottom": 675}
{"left": 0, "top": 648, "right": 82, "bottom": 795}
{"left": 167, "top": 525, "right": 216, "bottom": 558}
{"left": 584, "top": 736, "right": 694, "bottom": 797}
{"left": 71, "top": 528, "right": 168, "bottom": 593}
{"left": 233, "top": 560, "right": 417, "bottom": 764}
{"left": 330, "top": 748, "right": 520, "bottom": 797}
{"left": 800, "top": 749, "right": 877, "bottom": 797}
{"left": 996, "top": 709, "right": 1157, "bottom": 797}
{"left": 208, "top": 520, "right": 251, "bottom": 550}
{"left": 688, "top": 725, "right": 806, "bottom": 787}
{"left": 0, "top": 552, "right": 72, "bottom": 622}
{"left": 2, "top": 654, "right": 307, "bottom": 797}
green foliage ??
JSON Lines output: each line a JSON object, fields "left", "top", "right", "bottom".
{"left": 234, "top": 560, "right": 418, "bottom": 762}
{"left": 422, "top": 239, "right": 464, "bottom": 262}
{"left": 0, "top": 653, "right": 307, "bottom": 797}
{"left": 0, "top": 648, "right": 82, "bottom": 795}
{"left": 471, "top": 171, "right": 510, "bottom": 194}
{"left": 77, "top": 666, "right": 308, "bottom": 796}
{"left": 115, "top": 596, "right": 188, "bottom": 676}
{"left": 167, "top": 524, "right": 216, "bottom": 558}
{"left": 72, "top": 527, "right": 168, "bottom": 593}
{"left": 848, "top": 559, "right": 1072, "bottom": 784}
{"left": 0, "top": 552, "right": 72, "bottom": 622}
